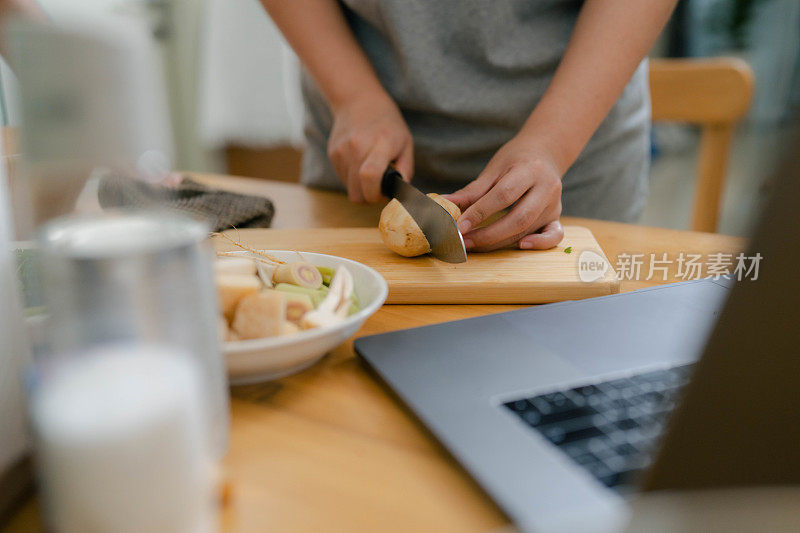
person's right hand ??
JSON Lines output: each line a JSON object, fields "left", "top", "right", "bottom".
{"left": 327, "top": 93, "right": 413, "bottom": 203}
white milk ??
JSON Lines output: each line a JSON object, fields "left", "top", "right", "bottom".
{"left": 31, "top": 345, "right": 215, "bottom": 533}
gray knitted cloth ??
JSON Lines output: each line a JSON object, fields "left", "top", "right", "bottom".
{"left": 98, "top": 176, "right": 275, "bottom": 232}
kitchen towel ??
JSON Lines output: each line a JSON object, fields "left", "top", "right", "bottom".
{"left": 97, "top": 175, "right": 275, "bottom": 233}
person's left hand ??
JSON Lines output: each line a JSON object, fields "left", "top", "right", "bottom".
{"left": 443, "top": 136, "right": 565, "bottom": 252}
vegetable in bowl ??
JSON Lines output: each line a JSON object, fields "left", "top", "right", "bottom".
{"left": 215, "top": 254, "right": 360, "bottom": 342}
{"left": 212, "top": 248, "right": 388, "bottom": 384}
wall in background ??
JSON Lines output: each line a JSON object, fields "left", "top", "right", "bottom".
{"left": 199, "top": 0, "right": 303, "bottom": 150}
{"left": 7, "top": 0, "right": 214, "bottom": 172}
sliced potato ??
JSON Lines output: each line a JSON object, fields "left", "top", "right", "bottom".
{"left": 217, "top": 274, "right": 261, "bottom": 321}
{"left": 280, "top": 320, "right": 300, "bottom": 336}
{"left": 215, "top": 257, "right": 257, "bottom": 277}
{"left": 231, "top": 290, "right": 286, "bottom": 340}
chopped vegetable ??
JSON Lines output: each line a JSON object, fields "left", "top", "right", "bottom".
{"left": 273, "top": 261, "right": 323, "bottom": 289}
{"left": 301, "top": 266, "right": 354, "bottom": 329}
{"left": 217, "top": 274, "right": 261, "bottom": 321}
{"left": 214, "top": 257, "right": 256, "bottom": 277}
{"left": 214, "top": 253, "right": 361, "bottom": 342}
{"left": 280, "top": 320, "right": 300, "bottom": 336}
{"left": 231, "top": 290, "right": 285, "bottom": 340}
{"left": 274, "top": 283, "right": 329, "bottom": 307}
{"left": 348, "top": 291, "right": 360, "bottom": 315}
{"left": 317, "top": 266, "right": 335, "bottom": 285}
{"left": 564, "top": 247, "right": 572, "bottom": 254}
{"left": 255, "top": 261, "right": 277, "bottom": 288}
{"left": 283, "top": 292, "right": 314, "bottom": 325}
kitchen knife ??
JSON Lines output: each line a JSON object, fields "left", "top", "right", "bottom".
{"left": 381, "top": 166, "right": 467, "bottom": 263}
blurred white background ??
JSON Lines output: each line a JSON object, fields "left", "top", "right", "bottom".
{"left": 1, "top": 0, "right": 303, "bottom": 171}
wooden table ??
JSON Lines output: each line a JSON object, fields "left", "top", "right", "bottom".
{"left": 6, "top": 174, "right": 745, "bottom": 532}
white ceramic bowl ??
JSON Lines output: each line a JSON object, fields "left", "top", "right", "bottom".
{"left": 222, "top": 250, "right": 388, "bottom": 385}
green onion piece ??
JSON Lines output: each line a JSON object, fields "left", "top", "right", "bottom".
{"left": 274, "top": 283, "right": 330, "bottom": 307}
{"left": 317, "top": 266, "right": 335, "bottom": 286}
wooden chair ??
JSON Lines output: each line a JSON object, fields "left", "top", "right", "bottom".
{"left": 649, "top": 57, "right": 754, "bottom": 233}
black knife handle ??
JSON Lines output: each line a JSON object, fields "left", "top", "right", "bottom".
{"left": 381, "top": 165, "right": 403, "bottom": 199}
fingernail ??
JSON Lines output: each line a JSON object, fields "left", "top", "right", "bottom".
{"left": 457, "top": 220, "right": 472, "bottom": 234}
{"left": 463, "top": 238, "right": 473, "bottom": 249}
{"left": 519, "top": 241, "right": 533, "bottom": 250}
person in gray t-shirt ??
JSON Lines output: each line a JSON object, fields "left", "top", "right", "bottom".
{"left": 262, "top": 1, "right": 677, "bottom": 251}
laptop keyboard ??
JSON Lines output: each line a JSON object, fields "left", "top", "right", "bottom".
{"left": 503, "top": 363, "right": 694, "bottom": 494}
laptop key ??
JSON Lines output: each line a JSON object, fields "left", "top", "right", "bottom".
{"left": 564, "top": 391, "right": 588, "bottom": 407}
{"left": 570, "top": 452, "right": 600, "bottom": 466}
{"left": 531, "top": 397, "right": 554, "bottom": 415}
{"left": 543, "top": 424, "right": 604, "bottom": 445}
{"left": 602, "top": 455, "right": 628, "bottom": 473}
{"left": 522, "top": 410, "right": 542, "bottom": 426}
{"left": 641, "top": 391, "right": 665, "bottom": 405}
{"left": 615, "top": 418, "right": 639, "bottom": 431}
{"left": 506, "top": 399, "right": 530, "bottom": 412}
{"left": 540, "top": 391, "right": 572, "bottom": 408}
{"left": 537, "top": 407, "right": 597, "bottom": 427}
{"left": 599, "top": 468, "right": 643, "bottom": 489}
{"left": 561, "top": 440, "right": 593, "bottom": 459}
{"left": 602, "top": 429, "right": 632, "bottom": 446}
{"left": 585, "top": 461, "right": 614, "bottom": 480}
{"left": 573, "top": 385, "right": 600, "bottom": 397}
{"left": 614, "top": 442, "right": 639, "bottom": 457}
{"left": 588, "top": 439, "right": 618, "bottom": 461}
{"left": 600, "top": 407, "right": 627, "bottom": 423}
{"left": 596, "top": 384, "right": 622, "bottom": 400}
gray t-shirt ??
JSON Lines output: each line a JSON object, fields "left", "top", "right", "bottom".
{"left": 301, "top": 0, "right": 651, "bottom": 222}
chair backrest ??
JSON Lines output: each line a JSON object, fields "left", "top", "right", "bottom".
{"left": 649, "top": 58, "right": 754, "bottom": 233}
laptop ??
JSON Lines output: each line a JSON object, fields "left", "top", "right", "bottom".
{"left": 355, "top": 143, "right": 800, "bottom": 531}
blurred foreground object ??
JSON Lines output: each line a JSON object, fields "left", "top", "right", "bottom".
{"left": 0, "top": 131, "right": 33, "bottom": 523}
{"left": 36, "top": 211, "right": 230, "bottom": 458}
{"left": 625, "top": 487, "right": 800, "bottom": 532}
{"left": 6, "top": 10, "right": 174, "bottom": 238}
{"left": 31, "top": 345, "right": 215, "bottom": 533}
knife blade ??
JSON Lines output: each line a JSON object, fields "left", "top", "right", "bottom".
{"left": 381, "top": 166, "right": 467, "bottom": 263}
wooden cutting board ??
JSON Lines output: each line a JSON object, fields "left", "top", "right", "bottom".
{"left": 213, "top": 227, "right": 618, "bottom": 304}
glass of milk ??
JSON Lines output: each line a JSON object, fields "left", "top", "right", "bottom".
{"left": 36, "top": 210, "right": 230, "bottom": 459}
{"left": 30, "top": 344, "right": 216, "bottom": 533}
